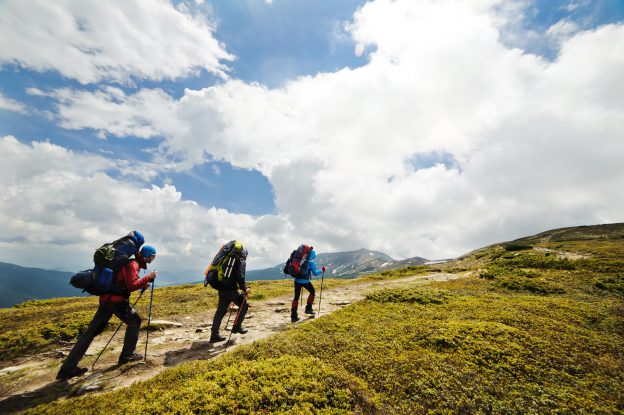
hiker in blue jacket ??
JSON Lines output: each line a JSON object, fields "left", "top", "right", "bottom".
{"left": 291, "top": 249, "right": 326, "bottom": 323}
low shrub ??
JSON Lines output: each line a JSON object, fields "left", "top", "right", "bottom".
{"left": 500, "top": 254, "right": 576, "bottom": 270}
{"left": 495, "top": 276, "right": 565, "bottom": 295}
{"left": 478, "top": 270, "right": 496, "bottom": 280}
{"left": 503, "top": 243, "right": 533, "bottom": 251}
{"left": 366, "top": 288, "right": 452, "bottom": 304}
{"left": 594, "top": 274, "right": 624, "bottom": 293}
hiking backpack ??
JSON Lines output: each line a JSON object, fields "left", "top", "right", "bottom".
{"left": 93, "top": 230, "right": 144, "bottom": 273}
{"left": 204, "top": 240, "right": 245, "bottom": 289}
{"left": 283, "top": 244, "right": 312, "bottom": 278}
{"left": 70, "top": 230, "right": 144, "bottom": 296}
{"left": 70, "top": 267, "right": 129, "bottom": 296}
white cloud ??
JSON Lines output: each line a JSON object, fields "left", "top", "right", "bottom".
{"left": 563, "top": 1, "right": 590, "bottom": 13}
{"left": 25, "top": 87, "right": 47, "bottom": 97}
{"left": 0, "top": 135, "right": 297, "bottom": 275}
{"left": 4, "top": 0, "right": 624, "bottom": 269}
{"left": 547, "top": 19, "right": 580, "bottom": 43}
{"left": 157, "top": 0, "right": 623, "bottom": 259}
{"left": 52, "top": 87, "right": 185, "bottom": 139}
{"left": 0, "top": 92, "right": 26, "bottom": 113}
{"left": 0, "top": 0, "right": 233, "bottom": 84}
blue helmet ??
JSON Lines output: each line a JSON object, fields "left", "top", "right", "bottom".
{"left": 140, "top": 245, "right": 156, "bottom": 258}
{"left": 131, "top": 230, "right": 145, "bottom": 246}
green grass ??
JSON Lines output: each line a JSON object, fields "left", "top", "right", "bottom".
{"left": 365, "top": 287, "right": 452, "bottom": 304}
{"left": 24, "top": 356, "right": 378, "bottom": 414}
{"left": 22, "top": 225, "right": 624, "bottom": 414}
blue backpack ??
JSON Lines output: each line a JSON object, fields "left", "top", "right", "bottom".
{"left": 70, "top": 266, "right": 128, "bottom": 296}
{"left": 70, "top": 231, "right": 144, "bottom": 296}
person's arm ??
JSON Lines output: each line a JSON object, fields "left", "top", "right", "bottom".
{"left": 309, "top": 260, "right": 322, "bottom": 276}
{"left": 119, "top": 261, "right": 152, "bottom": 292}
{"left": 236, "top": 258, "right": 247, "bottom": 291}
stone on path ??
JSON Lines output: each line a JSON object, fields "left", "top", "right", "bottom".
{"left": 146, "top": 320, "right": 183, "bottom": 331}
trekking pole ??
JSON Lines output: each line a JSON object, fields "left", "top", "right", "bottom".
{"left": 317, "top": 270, "right": 325, "bottom": 318}
{"left": 224, "top": 302, "right": 234, "bottom": 330}
{"left": 225, "top": 294, "right": 247, "bottom": 351}
{"left": 92, "top": 286, "right": 146, "bottom": 371}
{"left": 143, "top": 278, "right": 155, "bottom": 362}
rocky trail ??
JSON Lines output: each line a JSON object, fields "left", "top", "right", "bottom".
{"left": 0, "top": 272, "right": 465, "bottom": 413}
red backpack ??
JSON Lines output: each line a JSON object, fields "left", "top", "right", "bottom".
{"left": 283, "top": 244, "right": 312, "bottom": 278}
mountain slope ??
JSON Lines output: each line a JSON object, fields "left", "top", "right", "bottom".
{"left": 0, "top": 262, "right": 78, "bottom": 307}
{"left": 3, "top": 223, "right": 621, "bottom": 414}
{"left": 513, "top": 222, "right": 624, "bottom": 243}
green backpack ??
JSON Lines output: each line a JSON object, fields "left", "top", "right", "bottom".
{"left": 204, "top": 240, "right": 244, "bottom": 289}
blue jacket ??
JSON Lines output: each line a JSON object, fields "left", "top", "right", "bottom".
{"left": 294, "top": 250, "right": 322, "bottom": 285}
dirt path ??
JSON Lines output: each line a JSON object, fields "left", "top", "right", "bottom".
{"left": 0, "top": 272, "right": 465, "bottom": 413}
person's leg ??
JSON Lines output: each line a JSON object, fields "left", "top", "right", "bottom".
{"left": 210, "top": 290, "right": 230, "bottom": 342}
{"left": 111, "top": 301, "right": 143, "bottom": 363}
{"left": 305, "top": 283, "right": 316, "bottom": 314}
{"left": 231, "top": 290, "right": 249, "bottom": 333}
{"left": 58, "top": 303, "right": 112, "bottom": 379}
{"left": 291, "top": 283, "right": 303, "bottom": 322}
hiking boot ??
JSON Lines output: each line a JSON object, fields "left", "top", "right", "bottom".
{"left": 118, "top": 353, "right": 144, "bottom": 365}
{"left": 56, "top": 366, "right": 88, "bottom": 381}
{"left": 305, "top": 304, "right": 315, "bottom": 315}
{"left": 291, "top": 309, "right": 300, "bottom": 323}
{"left": 210, "top": 333, "right": 226, "bottom": 343}
{"left": 231, "top": 325, "right": 248, "bottom": 334}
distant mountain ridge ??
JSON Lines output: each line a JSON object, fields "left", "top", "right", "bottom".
{"left": 0, "top": 261, "right": 76, "bottom": 308}
{"left": 246, "top": 248, "right": 428, "bottom": 280}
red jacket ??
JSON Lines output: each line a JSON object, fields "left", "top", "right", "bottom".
{"left": 100, "top": 256, "right": 151, "bottom": 302}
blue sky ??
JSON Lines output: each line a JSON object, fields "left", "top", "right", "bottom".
{"left": 0, "top": 0, "right": 623, "bottom": 279}
{"left": 0, "top": 1, "right": 376, "bottom": 215}
{"left": 1, "top": 0, "right": 372, "bottom": 216}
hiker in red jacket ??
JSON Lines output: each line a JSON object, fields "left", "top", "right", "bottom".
{"left": 56, "top": 246, "right": 158, "bottom": 381}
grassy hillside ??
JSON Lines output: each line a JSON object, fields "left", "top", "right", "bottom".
{"left": 6, "top": 223, "right": 624, "bottom": 414}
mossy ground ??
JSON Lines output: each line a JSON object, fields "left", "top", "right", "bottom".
{"left": 5, "top": 224, "right": 624, "bottom": 414}
{"left": 23, "top": 356, "right": 377, "bottom": 415}
{"left": 18, "top": 226, "right": 624, "bottom": 414}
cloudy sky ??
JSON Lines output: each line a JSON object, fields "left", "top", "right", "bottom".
{"left": 1, "top": 0, "right": 623, "bottom": 282}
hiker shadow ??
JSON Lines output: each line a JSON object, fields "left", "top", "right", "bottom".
{"left": 0, "top": 378, "right": 76, "bottom": 414}
{"left": 163, "top": 339, "right": 235, "bottom": 367}
{"left": 0, "top": 363, "right": 127, "bottom": 414}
